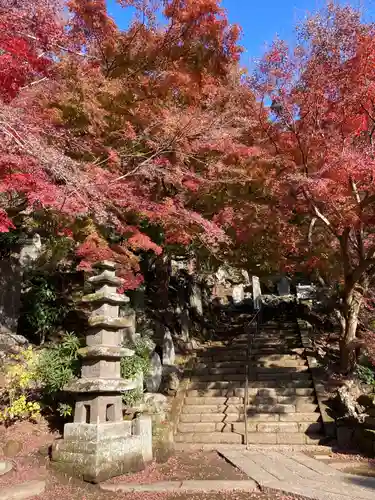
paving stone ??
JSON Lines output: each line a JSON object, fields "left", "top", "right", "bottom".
{"left": 246, "top": 413, "right": 280, "bottom": 422}
{"left": 296, "top": 402, "right": 318, "bottom": 412}
{"left": 200, "top": 413, "right": 225, "bottom": 422}
{"left": 101, "top": 481, "right": 184, "bottom": 492}
{"left": 179, "top": 413, "right": 202, "bottom": 423}
{"left": 0, "top": 461, "right": 13, "bottom": 476}
{"left": 178, "top": 422, "right": 216, "bottom": 433}
{"left": 187, "top": 389, "right": 233, "bottom": 397}
{"left": 295, "top": 388, "right": 315, "bottom": 396}
{"left": 0, "top": 480, "right": 46, "bottom": 500}
{"left": 182, "top": 405, "right": 226, "bottom": 414}
{"left": 231, "top": 422, "right": 258, "bottom": 433}
{"left": 193, "top": 432, "right": 243, "bottom": 444}
{"left": 215, "top": 423, "right": 226, "bottom": 431}
{"left": 257, "top": 422, "right": 299, "bottom": 433}
{"left": 298, "top": 422, "right": 323, "bottom": 433}
{"left": 276, "top": 433, "right": 306, "bottom": 444}
{"left": 224, "top": 413, "right": 241, "bottom": 423}
{"left": 185, "top": 397, "right": 227, "bottom": 405}
{"left": 101, "top": 480, "right": 258, "bottom": 493}
{"left": 248, "top": 404, "right": 296, "bottom": 413}
{"left": 280, "top": 412, "right": 320, "bottom": 422}
{"left": 278, "top": 395, "right": 315, "bottom": 404}
{"left": 246, "top": 433, "right": 277, "bottom": 444}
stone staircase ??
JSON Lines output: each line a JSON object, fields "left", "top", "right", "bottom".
{"left": 174, "top": 320, "right": 323, "bottom": 446}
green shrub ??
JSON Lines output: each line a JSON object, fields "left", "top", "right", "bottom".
{"left": 37, "top": 333, "right": 81, "bottom": 395}
{"left": 19, "top": 274, "right": 71, "bottom": 344}
{"left": 121, "top": 335, "right": 152, "bottom": 406}
{"left": 0, "top": 347, "right": 41, "bottom": 423}
{"left": 355, "top": 362, "right": 375, "bottom": 386}
{"left": 120, "top": 336, "right": 152, "bottom": 381}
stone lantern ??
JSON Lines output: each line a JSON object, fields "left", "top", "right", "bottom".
{"left": 52, "top": 261, "right": 152, "bottom": 482}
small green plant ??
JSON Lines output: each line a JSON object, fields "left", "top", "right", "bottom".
{"left": 121, "top": 335, "right": 152, "bottom": 406}
{"left": 355, "top": 363, "right": 375, "bottom": 386}
{"left": 37, "top": 333, "right": 81, "bottom": 395}
{"left": 122, "top": 388, "right": 144, "bottom": 407}
{"left": 120, "top": 336, "right": 152, "bottom": 381}
{"left": 0, "top": 346, "right": 41, "bottom": 423}
{"left": 57, "top": 402, "right": 73, "bottom": 418}
{"left": 20, "top": 274, "right": 71, "bottom": 344}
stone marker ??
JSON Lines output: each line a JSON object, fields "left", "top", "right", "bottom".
{"left": 0, "top": 461, "right": 12, "bottom": 476}
{"left": 0, "top": 480, "right": 46, "bottom": 500}
{"left": 145, "top": 351, "right": 162, "bottom": 393}
{"left": 252, "top": 276, "right": 262, "bottom": 310}
{"left": 296, "top": 284, "right": 316, "bottom": 300}
{"left": 162, "top": 329, "right": 175, "bottom": 366}
{"left": 52, "top": 261, "right": 152, "bottom": 483}
{"left": 190, "top": 283, "right": 203, "bottom": 316}
{"left": 232, "top": 285, "right": 245, "bottom": 305}
{"left": 277, "top": 276, "right": 291, "bottom": 296}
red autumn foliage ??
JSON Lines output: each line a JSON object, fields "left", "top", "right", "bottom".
{"left": 0, "top": 0, "right": 247, "bottom": 286}
{"left": 246, "top": 3, "right": 375, "bottom": 368}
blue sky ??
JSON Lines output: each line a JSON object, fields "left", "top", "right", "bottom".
{"left": 106, "top": 0, "right": 374, "bottom": 66}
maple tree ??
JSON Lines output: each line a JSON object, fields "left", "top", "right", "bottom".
{"left": 244, "top": 3, "right": 375, "bottom": 369}
{"left": 0, "top": 0, "right": 249, "bottom": 288}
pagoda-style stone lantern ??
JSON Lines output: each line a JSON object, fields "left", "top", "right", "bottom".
{"left": 52, "top": 261, "right": 152, "bottom": 482}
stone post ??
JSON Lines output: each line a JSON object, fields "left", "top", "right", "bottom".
{"left": 52, "top": 261, "right": 152, "bottom": 483}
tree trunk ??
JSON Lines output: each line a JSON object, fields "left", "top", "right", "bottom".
{"left": 339, "top": 289, "right": 363, "bottom": 371}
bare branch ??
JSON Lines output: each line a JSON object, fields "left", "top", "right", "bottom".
{"left": 308, "top": 217, "right": 317, "bottom": 247}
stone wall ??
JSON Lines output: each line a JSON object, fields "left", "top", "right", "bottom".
{"left": 0, "top": 258, "right": 22, "bottom": 336}
{"left": 336, "top": 386, "right": 375, "bottom": 457}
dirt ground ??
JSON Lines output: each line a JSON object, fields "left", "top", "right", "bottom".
{"left": 0, "top": 419, "right": 314, "bottom": 500}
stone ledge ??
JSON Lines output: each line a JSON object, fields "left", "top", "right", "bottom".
{"left": 65, "top": 377, "right": 138, "bottom": 393}
{"left": 82, "top": 288, "right": 129, "bottom": 305}
{"left": 0, "top": 480, "right": 46, "bottom": 500}
{"left": 100, "top": 480, "right": 258, "bottom": 493}
{"left": 88, "top": 316, "right": 133, "bottom": 329}
{"left": 88, "top": 270, "right": 124, "bottom": 287}
{"left": 296, "top": 318, "right": 336, "bottom": 439}
{"left": 78, "top": 346, "right": 134, "bottom": 359}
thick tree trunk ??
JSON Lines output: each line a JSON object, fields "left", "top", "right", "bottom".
{"left": 339, "top": 290, "right": 363, "bottom": 371}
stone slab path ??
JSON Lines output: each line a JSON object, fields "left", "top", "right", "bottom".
{"left": 220, "top": 449, "right": 375, "bottom": 500}
{"left": 100, "top": 479, "right": 258, "bottom": 493}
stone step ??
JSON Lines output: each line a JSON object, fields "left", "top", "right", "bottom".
{"left": 246, "top": 404, "right": 297, "bottom": 414}
{"left": 174, "top": 432, "right": 243, "bottom": 444}
{"left": 249, "top": 396, "right": 316, "bottom": 405}
{"left": 241, "top": 387, "right": 315, "bottom": 396}
{"left": 186, "top": 387, "right": 315, "bottom": 398}
{"left": 184, "top": 395, "right": 315, "bottom": 406}
{"left": 191, "top": 373, "right": 312, "bottom": 383}
{"left": 180, "top": 413, "right": 227, "bottom": 423}
{"left": 174, "top": 432, "right": 322, "bottom": 445}
{"left": 228, "top": 421, "right": 322, "bottom": 433}
{"left": 177, "top": 421, "right": 323, "bottom": 434}
{"left": 195, "top": 359, "right": 309, "bottom": 369}
{"left": 189, "top": 380, "right": 314, "bottom": 390}
{"left": 185, "top": 396, "right": 242, "bottom": 405}
{"left": 192, "top": 366, "right": 309, "bottom": 376}
{"left": 247, "top": 402, "right": 318, "bottom": 414}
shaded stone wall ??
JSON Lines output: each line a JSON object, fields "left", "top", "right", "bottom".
{"left": 0, "top": 259, "right": 22, "bottom": 335}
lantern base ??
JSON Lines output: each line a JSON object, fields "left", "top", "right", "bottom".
{"left": 52, "top": 416, "right": 152, "bottom": 483}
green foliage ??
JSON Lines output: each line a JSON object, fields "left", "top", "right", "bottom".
{"left": 19, "top": 273, "right": 71, "bottom": 344}
{"left": 121, "top": 335, "right": 152, "bottom": 406}
{"left": 0, "top": 346, "right": 41, "bottom": 423}
{"left": 57, "top": 402, "right": 73, "bottom": 418}
{"left": 122, "top": 388, "right": 143, "bottom": 407}
{"left": 355, "top": 362, "right": 375, "bottom": 386}
{"left": 120, "top": 335, "right": 152, "bottom": 381}
{"left": 37, "top": 333, "right": 81, "bottom": 395}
